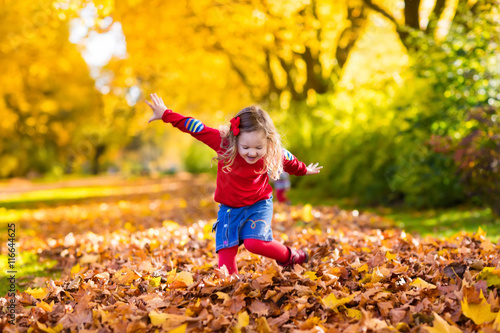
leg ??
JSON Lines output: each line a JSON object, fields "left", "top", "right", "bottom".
{"left": 243, "top": 239, "right": 289, "bottom": 262}
{"left": 244, "top": 238, "right": 309, "bottom": 267}
{"left": 218, "top": 245, "right": 238, "bottom": 274}
{"left": 276, "top": 189, "right": 285, "bottom": 203}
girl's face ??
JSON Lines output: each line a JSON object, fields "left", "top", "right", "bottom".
{"left": 237, "top": 130, "right": 268, "bottom": 164}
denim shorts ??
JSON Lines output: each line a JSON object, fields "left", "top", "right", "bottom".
{"left": 213, "top": 198, "right": 274, "bottom": 252}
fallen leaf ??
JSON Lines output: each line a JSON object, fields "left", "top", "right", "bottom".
{"left": 25, "top": 287, "right": 49, "bottom": 299}
{"left": 386, "top": 251, "right": 397, "bottom": 261}
{"left": 443, "top": 263, "right": 467, "bottom": 279}
{"left": 215, "top": 292, "right": 230, "bottom": 301}
{"left": 256, "top": 317, "right": 271, "bottom": 333}
{"left": 477, "top": 267, "right": 500, "bottom": 287}
{"left": 36, "top": 322, "right": 63, "bottom": 333}
{"left": 410, "top": 278, "right": 436, "bottom": 289}
{"left": 37, "top": 300, "right": 54, "bottom": 312}
{"left": 168, "top": 323, "right": 187, "bottom": 333}
{"left": 149, "top": 310, "right": 169, "bottom": 326}
{"left": 70, "top": 264, "right": 81, "bottom": 276}
{"left": 425, "top": 312, "right": 462, "bottom": 333}
{"left": 322, "top": 293, "right": 354, "bottom": 311}
{"left": 94, "top": 272, "right": 110, "bottom": 280}
{"left": 461, "top": 291, "right": 498, "bottom": 325}
{"left": 268, "top": 311, "right": 290, "bottom": 327}
{"left": 170, "top": 271, "right": 194, "bottom": 288}
{"left": 493, "top": 310, "right": 500, "bottom": 331}
{"left": 113, "top": 267, "right": 140, "bottom": 285}
{"left": 149, "top": 276, "right": 162, "bottom": 287}
{"left": 303, "top": 271, "right": 318, "bottom": 281}
{"left": 248, "top": 299, "right": 270, "bottom": 317}
{"left": 233, "top": 311, "right": 249, "bottom": 332}
{"left": 346, "top": 307, "right": 362, "bottom": 320}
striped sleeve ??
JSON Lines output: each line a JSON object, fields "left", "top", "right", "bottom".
{"left": 282, "top": 148, "right": 307, "bottom": 176}
{"left": 162, "top": 109, "right": 222, "bottom": 152}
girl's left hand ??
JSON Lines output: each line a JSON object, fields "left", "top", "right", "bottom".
{"left": 145, "top": 93, "right": 168, "bottom": 123}
{"left": 306, "top": 163, "right": 323, "bottom": 175}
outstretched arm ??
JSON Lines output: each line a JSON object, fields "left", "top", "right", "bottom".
{"left": 145, "top": 93, "right": 222, "bottom": 152}
{"left": 305, "top": 162, "right": 323, "bottom": 175}
{"left": 145, "top": 93, "right": 167, "bottom": 123}
{"left": 282, "top": 149, "right": 323, "bottom": 176}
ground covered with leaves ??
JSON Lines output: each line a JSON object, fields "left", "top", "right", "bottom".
{"left": 1, "top": 175, "right": 500, "bottom": 332}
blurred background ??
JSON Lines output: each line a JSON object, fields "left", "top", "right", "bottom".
{"left": 0, "top": 0, "right": 499, "bottom": 235}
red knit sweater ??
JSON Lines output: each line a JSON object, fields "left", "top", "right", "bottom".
{"left": 162, "top": 110, "right": 308, "bottom": 207}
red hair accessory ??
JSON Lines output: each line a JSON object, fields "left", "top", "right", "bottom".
{"left": 230, "top": 117, "right": 241, "bottom": 136}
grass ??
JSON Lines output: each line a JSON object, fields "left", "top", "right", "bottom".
{"left": 0, "top": 185, "right": 136, "bottom": 210}
{"left": 377, "top": 207, "right": 500, "bottom": 242}
{"left": 288, "top": 188, "right": 500, "bottom": 242}
{"left": 0, "top": 252, "right": 59, "bottom": 296}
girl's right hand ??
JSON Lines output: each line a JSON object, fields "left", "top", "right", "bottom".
{"left": 305, "top": 163, "right": 323, "bottom": 175}
{"left": 145, "top": 93, "right": 168, "bottom": 123}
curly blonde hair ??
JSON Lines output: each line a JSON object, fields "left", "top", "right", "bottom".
{"left": 215, "top": 106, "right": 284, "bottom": 180}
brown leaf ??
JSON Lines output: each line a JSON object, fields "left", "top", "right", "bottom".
{"left": 248, "top": 300, "right": 270, "bottom": 317}
{"left": 443, "top": 263, "right": 467, "bottom": 279}
{"left": 268, "top": 311, "right": 290, "bottom": 328}
{"left": 210, "top": 315, "right": 231, "bottom": 331}
{"left": 377, "top": 301, "right": 393, "bottom": 317}
{"left": 226, "top": 295, "right": 246, "bottom": 314}
{"left": 389, "top": 308, "right": 407, "bottom": 324}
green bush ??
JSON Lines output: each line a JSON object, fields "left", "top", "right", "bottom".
{"left": 182, "top": 142, "right": 217, "bottom": 174}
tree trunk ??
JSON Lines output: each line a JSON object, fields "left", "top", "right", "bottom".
{"left": 91, "top": 144, "right": 106, "bottom": 175}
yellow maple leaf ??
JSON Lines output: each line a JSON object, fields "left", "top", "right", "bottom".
{"left": 385, "top": 251, "right": 397, "bottom": 261}
{"left": 149, "top": 276, "right": 162, "bottom": 287}
{"left": 493, "top": 310, "right": 500, "bottom": 331}
{"left": 70, "top": 263, "right": 81, "bottom": 276}
{"left": 357, "top": 263, "right": 368, "bottom": 272}
{"left": 256, "top": 317, "right": 271, "bottom": 333}
{"left": 461, "top": 290, "right": 498, "bottom": 325}
{"left": 168, "top": 323, "right": 187, "bottom": 333}
{"left": 36, "top": 322, "right": 63, "bottom": 333}
{"left": 304, "top": 271, "right": 318, "bottom": 281}
{"left": 410, "top": 278, "right": 436, "bottom": 289}
{"left": 425, "top": 312, "right": 462, "bottom": 333}
{"left": 37, "top": 300, "right": 54, "bottom": 312}
{"left": 233, "top": 311, "right": 249, "bottom": 333}
{"left": 215, "top": 292, "right": 230, "bottom": 301}
{"left": 346, "top": 307, "right": 362, "bottom": 320}
{"left": 25, "top": 287, "right": 49, "bottom": 299}
{"left": 238, "top": 311, "right": 249, "bottom": 327}
{"left": 474, "top": 226, "right": 486, "bottom": 240}
{"left": 322, "top": 293, "right": 354, "bottom": 311}
{"left": 149, "top": 310, "right": 169, "bottom": 326}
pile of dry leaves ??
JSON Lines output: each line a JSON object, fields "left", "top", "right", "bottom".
{"left": 1, "top": 175, "right": 499, "bottom": 332}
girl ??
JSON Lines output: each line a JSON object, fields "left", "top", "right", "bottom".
{"left": 146, "top": 93, "right": 323, "bottom": 274}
